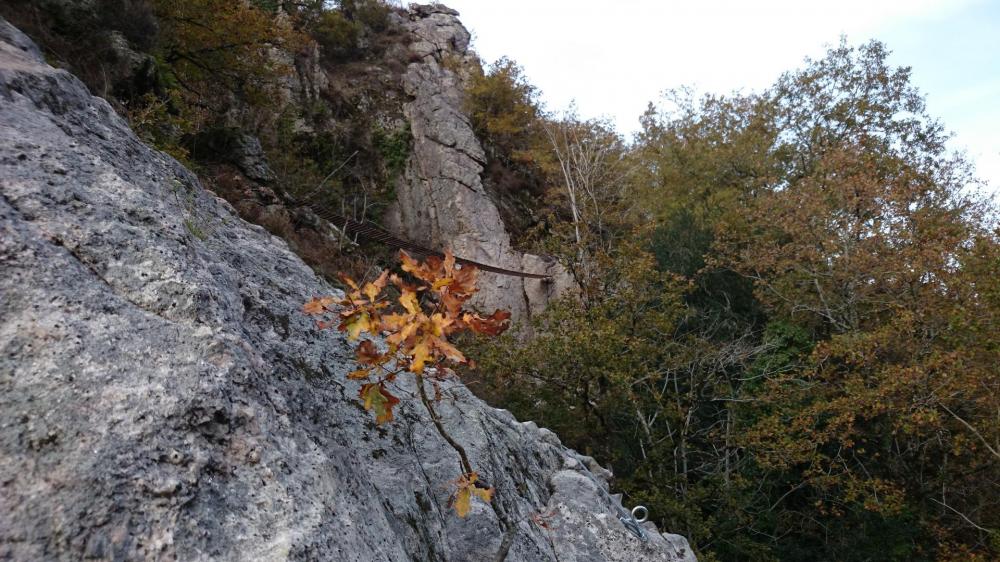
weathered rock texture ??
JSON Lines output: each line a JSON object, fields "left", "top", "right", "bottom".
{"left": 0, "top": 20, "right": 693, "bottom": 562}
{"left": 387, "top": 5, "right": 575, "bottom": 322}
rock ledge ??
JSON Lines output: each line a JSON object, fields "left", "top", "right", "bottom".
{"left": 0, "top": 19, "right": 693, "bottom": 562}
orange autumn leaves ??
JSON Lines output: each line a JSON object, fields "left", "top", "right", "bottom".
{"left": 449, "top": 472, "right": 494, "bottom": 517}
{"left": 303, "top": 250, "right": 510, "bottom": 516}
{"left": 304, "top": 250, "right": 510, "bottom": 421}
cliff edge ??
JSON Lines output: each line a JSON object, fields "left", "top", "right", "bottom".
{"left": 0, "top": 19, "right": 692, "bottom": 562}
{"left": 388, "top": 5, "right": 575, "bottom": 322}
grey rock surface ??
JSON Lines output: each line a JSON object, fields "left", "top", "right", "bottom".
{"left": 229, "top": 133, "right": 277, "bottom": 184}
{"left": 0, "top": 19, "right": 692, "bottom": 561}
{"left": 387, "top": 5, "right": 575, "bottom": 323}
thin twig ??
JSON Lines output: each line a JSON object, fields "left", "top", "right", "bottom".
{"left": 417, "top": 374, "right": 473, "bottom": 475}
{"left": 930, "top": 498, "right": 994, "bottom": 534}
{"left": 300, "top": 150, "right": 359, "bottom": 202}
{"left": 940, "top": 403, "right": 1000, "bottom": 461}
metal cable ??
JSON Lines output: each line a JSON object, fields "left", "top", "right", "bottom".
{"left": 297, "top": 200, "right": 554, "bottom": 280}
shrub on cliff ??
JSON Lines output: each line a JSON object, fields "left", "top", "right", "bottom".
{"left": 306, "top": 251, "right": 511, "bottom": 516}
{"left": 310, "top": 0, "right": 393, "bottom": 61}
{"left": 464, "top": 57, "right": 553, "bottom": 244}
{"left": 466, "top": 57, "right": 548, "bottom": 169}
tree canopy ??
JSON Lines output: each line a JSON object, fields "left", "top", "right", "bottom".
{"left": 470, "top": 39, "right": 999, "bottom": 561}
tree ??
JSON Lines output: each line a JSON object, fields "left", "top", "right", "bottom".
{"left": 149, "top": 0, "right": 305, "bottom": 132}
{"left": 542, "top": 113, "right": 631, "bottom": 262}
{"left": 466, "top": 57, "right": 544, "bottom": 167}
{"left": 704, "top": 40, "right": 999, "bottom": 559}
{"left": 463, "top": 57, "right": 553, "bottom": 243}
{"left": 478, "top": 37, "right": 1000, "bottom": 560}
{"left": 305, "top": 251, "right": 511, "bottom": 517}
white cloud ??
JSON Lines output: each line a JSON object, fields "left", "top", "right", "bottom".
{"left": 449, "top": 0, "right": 968, "bottom": 129}
{"left": 444, "top": 0, "right": 997, "bottom": 191}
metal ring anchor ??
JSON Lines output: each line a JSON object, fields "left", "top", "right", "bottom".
{"left": 619, "top": 505, "right": 650, "bottom": 541}
{"left": 631, "top": 505, "right": 648, "bottom": 524}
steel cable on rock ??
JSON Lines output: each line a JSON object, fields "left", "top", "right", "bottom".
{"left": 296, "top": 198, "right": 554, "bottom": 280}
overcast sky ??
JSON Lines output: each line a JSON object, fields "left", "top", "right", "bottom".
{"left": 443, "top": 0, "right": 1000, "bottom": 194}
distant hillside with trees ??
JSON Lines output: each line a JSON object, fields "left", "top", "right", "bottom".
{"left": 467, "top": 40, "right": 999, "bottom": 562}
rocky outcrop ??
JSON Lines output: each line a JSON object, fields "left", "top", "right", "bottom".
{"left": 387, "top": 5, "right": 575, "bottom": 322}
{"left": 0, "top": 19, "right": 693, "bottom": 562}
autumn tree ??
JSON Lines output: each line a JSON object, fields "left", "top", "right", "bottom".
{"left": 462, "top": 57, "right": 554, "bottom": 243}
{"left": 305, "top": 250, "right": 511, "bottom": 516}
{"left": 474, "top": 38, "right": 998, "bottom": 561}
{"left": 143, "top": 0, "right": 305, "bottom": 141}
{"left": 705, "top": 40, "right": 998, "bottom": 559}
{"left": 466, "top": 57, "right": 544, "bottom": 167}
{"left": 465, "top": 59, "right": 633, "bottom": 260}
{"left": 539, "top": 113, "right": 633, "bottom": 283}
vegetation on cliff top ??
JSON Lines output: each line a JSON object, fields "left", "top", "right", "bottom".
{"left": 1, "top": 0, "right": 409, "bottom": 281}
{"left": 3, "top": 2, "right": 997, "bottom": 559}
{"left": 466, "top": 40, "right": 999, "bottom": 561}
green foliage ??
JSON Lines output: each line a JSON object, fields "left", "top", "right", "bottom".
{"left": 250, "top": 0, "right": 281, "bottom": 13}
{"left": 746, "top": 321, "right": 811, "bottom": 382}
{"left": 150, "top": 0, "right": 304, "bottom": 132}
{"left": 651, "top": 208, "right": 712, "bottom": 278}
{"left": 466, "top": 57, "right": 543, "bottom": 165}
{"left": 124, "top": 91, "right": 194, "bottom": 164}
{"left": 310, "top": 1, "right": 392, "bottom": 60}
{"left": 372, "top": 125, "right": 411, "bottom": 179}
{"left": 472, "top": 246, "right": 683, "bottom": 456}
{"left": 340, "top": 0, "right": 392, "bottom": 32}
{"left": 313, "top": 9, "right": 361, "bottom": 59}
{"left": 472, "top": 39, "right": 999, "bottom": 561}
{"left": 651, "top": 207, "right": 764, "bottom": 340}
{"left": 183, "top": 219, "right": 208, "bottom": 240}
{"left": 0, "top": 0, "right": 159, "bottom": 101}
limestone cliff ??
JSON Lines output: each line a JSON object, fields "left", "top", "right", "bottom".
{"left": 0, "top": 19, "right": 692, "bottom": 562}
{"left": 387, "top": 5, "right": 575, "bottom": 321}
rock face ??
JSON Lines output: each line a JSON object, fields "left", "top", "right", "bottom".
{"left": 387, "top": 5, "right": 575, "bottom": 322}
{"left": 0, "top": 19, "right": 694, "bottom": 562}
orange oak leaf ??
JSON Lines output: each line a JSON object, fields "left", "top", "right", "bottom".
{"left": 431, "top": 336, "right": 465, "bottom": 363}
{"left": 409, "top": 341, "right": 432, "bottom": 373}
{"left": 337, "top": 272, "right": 359, "bottom": 291}
{"left": 462, "top": 310, "right": 512, "bottom": 336}
{"left": 303, "top": 296, "right": 336, "bottom": 315}
{"left": 449, "top": 472, "right": 494, "bottom": 517}
{"left": 362, "top": 270, "right": 389, "bottom": 303}
{"left": 399, "top": 288, "right": 421, "bottom": 315}
{"left": 339, "top": 311, "right": 372, "bottom": 341}
{"left": 355, "top": 340, "right": 383, "bottom": 365}
{"left": 360, "top": 383, "right": 400, "bottom": 424}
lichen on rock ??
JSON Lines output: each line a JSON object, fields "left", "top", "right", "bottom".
{"left": 0, "top": 17, "right": 691, "bottom": 561}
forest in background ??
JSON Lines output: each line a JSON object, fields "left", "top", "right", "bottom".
{"left": 466, "top": 40, "right": 1000, "bottom": 562}
{"left": 2, "top": 1, "right": 997, "bottom": 560}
